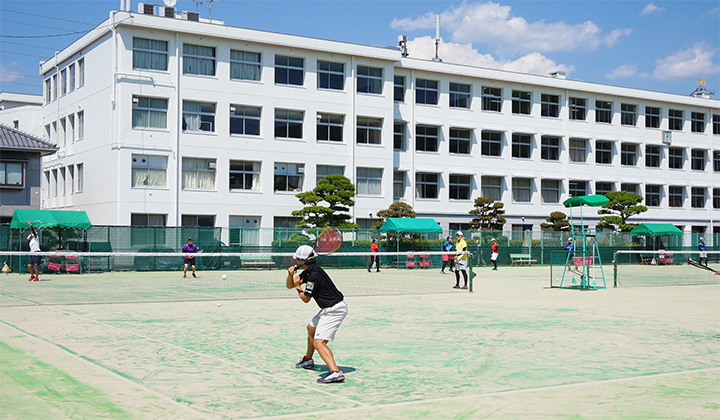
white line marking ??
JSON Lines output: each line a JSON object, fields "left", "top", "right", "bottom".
{"left": 0, "top": 320, "right": 218, "bottom": 420}
{"left": 252, "top": 366, "right": 720, "bottom": 420}
{"left": 10, "top": 304, "right": 369, "bottom": 408}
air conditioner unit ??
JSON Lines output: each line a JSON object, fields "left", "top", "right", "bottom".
{"left": 182, "top": 11, "right": 200, "bottom": 21}
{"left": 296, "top": 166, "right": 304, "bottom": 174}
{"left": 138, "top": 3, "right": 155, "bottom": 14}
{"left": 159, "top": 6, "right": 175, "bottom": 18}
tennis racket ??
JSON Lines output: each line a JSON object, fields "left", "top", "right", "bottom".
{"left": 687, "top": 258, "right": 720, "bottom": 274}
{"left": 290, "top": 227, "right": 343, "bottom": 269}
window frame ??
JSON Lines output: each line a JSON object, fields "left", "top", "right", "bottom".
{"left": 481, "top": 87, "right": 502, "bottom": 112}
{"left": 481, "top": 130, "right": 502, "bottom": 157}
{"left": 449, "top": 82, "right": 471, "bottom": 109}
{"left": 0, "top": 161, "right": 24, "bottom": 187}
{"left": 416, "top": 172, "right": 440, "bottom": 199}
{"left": 668, "top": 109, "right": 683, "bottom": 131}
{"left": 449, "top": 174, "right": 472, "bottom": 200}
{"left": 569, "top": 138, "right": 588, "bottom": 163}
{"left": 182, "top": 157, "right": 216, "bottom": 190}
{"left": 512, "top": 133, "right": 532, "bottom": 159}
{"left": 274, "top": 109, "right": 304, "bottom": 139}
{"left": 274, "top": 55, "right": 304, "bottom": 86}
{"left": 541, "top": 94, "right": 559, "bottom": 118}
{"left": 133, "top": 37, "right": 169, "bottom": 71}
{"left": 317, "top": 60, "right": 344, "bottom": 90}
{"left": 645, "top": 145, "right": 661, "bottom": 168}
{"left": 131, "top": 154, "right": 167, "bottom": 188}
{"left": 668, "top": 147, "right": 684, "bottom": 169}
{"left": 356, "top": 117, "right": 382, "bottom": 145}
{"left": 481, "top": 176, "right": 502, "bottom": 201}
{"left": 620, "top": 103, "right": 637, "bottom": 126}
{"left": 645, "top": 184, "right": 661, "bottom": 207}
{"left": 569, "top": 97, "right": 587, "bottom": 121}
{"left": 511, "top": 177, "right": 532, "bottom": 202}
{"left": 132, "top": 96, "right": 169, "bottom": 129}
{"left": 416, "top": 125, "right": 439, "bottom": 152}
{"left": 394, "top": 75, "right": 405, "bottom": 102}
{"left": 540, "top": 136, "right": 560, "bottom": 161}
{"left": 356, "top": 167, "right": 383, "bottom": 196}
{"left": 316, "top": 112, "right": 344, "bottom": 142}
{"left": 620, "top": 143, "right": 638, "bottom": 166}
{"left": 393, "top": 123, "right": 406, "bottom": 150}
{"left": 595, "top": 100, "right": 613, "bottom": 124}
{"left": 229, "top": 160, "right": 261, "bottom": 191}
{"left": 182, "top": 100, "right": 216, "bottom": 132}
{"left": 668, "top": 185, "right": 684, "bottom": 207}
{"left": 541, "top": 179, "right": 560, "bottom": 203}
{"left": 569, "top": 180, "right": 588, "bottom": 197}
{"left": 595, "top": 140, "right": 613, "bottom": 164}
{"left": 691, "top": 149, "right": 706, "bottom": 171}
{"left": 416, "top": 78, "right": 439, "bottom": 105}
{"left": 449, "top": 128, "right": 472, "bottom": 155}
{"left": 230, "top": 50, "right": 262, "bottom": 81}
{"left": 691, "top": 112, "right": 705, "bottom": 133}
{"left": 182, "top": 43, "right": 216, "bottom": 76}
{"left": 273, "top": 162, "right": 304, "bottom": 192}
{"left": 512, "top": 90, "right": 532, "bottom": 115}
{"left": 229, "top": 105, "right": 261, "bottom": 136}
{"left": 691, "top": 187, "right": 706, "bottom": 208}
{"left": 645, "top": 106, "right": 661, "bottom": 128}
{"left": 357, "top": 65, "right": 383, "bottom": 94}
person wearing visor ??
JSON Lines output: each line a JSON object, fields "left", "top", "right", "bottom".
{"left": 286, "top": 245, "right": 348, "bottom": 384}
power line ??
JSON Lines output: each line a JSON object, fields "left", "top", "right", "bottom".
{"left": 0, "top": 40, "right": 60, "bottom": 51}
{"left": 1, "top": 18, "right": 84, "bottom": 33}
{"left": 0, "top": 8, "right": 97, "bottom": 26}
{"left": 0, "top": 71, "right": 41, "bottom": 79}
{"left": 0, "top": 49, "right": 48, "bottom": 58}
{"left": 0, "top": 30, "right": 90, "bottom": 39}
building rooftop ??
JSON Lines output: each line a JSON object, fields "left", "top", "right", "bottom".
{"left": 0, "top": 124, "right": 57, "bottom": 155}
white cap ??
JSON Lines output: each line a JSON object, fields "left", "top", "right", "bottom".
{"left": 456, "top": 231, "right": 463, "bottom": 236}
{"left": 568, "top": 238, "right": 573, "bottom": 241}
{"left": 700, "top": 237, "right": 704, "bottom": 240}
{"left": 293, "top": 245, "right": 316, "bottom": 261}
{"left": 491, "top": 238, "right": 496, "bottom": 242}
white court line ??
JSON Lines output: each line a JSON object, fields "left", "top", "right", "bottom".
{"left": 7, "top": 304, "right": 369, "bottom": 409}
{"left": 0, "top": 320, "right": 219, "bottom": 420}
{"left": 253, "top": 366, "right": 720, "bottom": 420}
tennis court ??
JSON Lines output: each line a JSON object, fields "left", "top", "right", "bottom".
{"left": 1, "top": 264, "right": 719, "bottom": 419}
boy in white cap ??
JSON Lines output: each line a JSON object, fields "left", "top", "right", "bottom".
{"left": 287, "top": 245, "right": 348, "bottom": 384}
{"left": 698, "top": 237, "right": 707, "bottom": 266}
{"left": 453, "top": 231, "right": 468, "bottom": 289}
{"left": 564, "top": 237, "right": 575, "bottom": 271}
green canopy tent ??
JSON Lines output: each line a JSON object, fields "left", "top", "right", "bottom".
{"left": 630, "top": 223, "right": 682, "bottom": 250}
{"left": 379, "top": 218, "right": 443, "bottom": 268}
{"left": 378, "top": 218, "right": 444, "bottom": 234}
{"left": 10, "top": 209, "right": 92, "bottom": 251}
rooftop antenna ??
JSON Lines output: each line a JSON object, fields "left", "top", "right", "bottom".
{"left": 690, "top": 79, "right": 714, "bottom": 99}
{"left": 398, "top": 35, "right": 409, "bottom": 58}
{"left": 432, "top": 14, "right": 442, "bottom": 62}
{"left": 192, "top": 0, "right": 204, "bottom": 12}
{"left": 207, "top": 0, "right": 220, "bottom": 21}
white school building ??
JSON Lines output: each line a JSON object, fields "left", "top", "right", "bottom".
{"left": 37, "top": 5, "right": 719, "bottom": 240}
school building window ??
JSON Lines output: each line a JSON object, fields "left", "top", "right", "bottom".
{"left": 229, "top": 160, "right": 261, "bottom": 191}
{"left": 481, "top": 176, "right": 502, "bottom": 201}
{"left": 416, "top": 78, "right": 439, "bottom": 105}
{"left": 512, "top": 134, "right": 532, "bottom": 159}
{"left": 569, "top": 97, "right": 587, "bottom": 120}
{"left": 541, "top": 179, "right": 560, "bottom": 203}
{"left": 182, "top": 158, "right": 216, "bottom": 190}
{"left": 541, "top": 136, "right": 560, "bottom": 161}
{"left": 131, "top": 154, "right": 167, "bottom": 187}
{"left": 416, "top": 125, "right": 439, "bottom": 152}
{"left": 595, "top": 141, "right": 613, "bottom": 164}
{"left": 274, "top": 109, "right": 304, "bottom": 139}
{"left": 621, "top": 103, "right": 637, "bottom": 126}
{"left": 132, "top": 96, "right": 168, "bottom": 129}
{"left": 394, "top": 123, "right": 406, "bottom": 150}
{"left": 668, "top": 109, "right": 683, "bottom": 131}
{"left": 449, "top": 128, "right": 471, "bottom": 155}
{"left": 481, "top": 87, "right": 502, "bottom": 112}
{"left": 316, "top": 165, "right": 343, "bottom": 182}
{"left": 691, "top": 187, "right": 706, "bottom": 208}
{"left": 394, "top": 75, "right": 405, "bottom": 102}
{"left": 0, "top": 161, "right": 23, "bottom": 187}
{"left": 569, "top": 138, "right": 588, "bottom": 163}
{"left": 645, "top": 184, "right": 661, "bottom": 207}
{"left": 668, "top": 186, "right": 684, "bottom": 207}
{"left": 645, "top": 106, "right": 661, "bottom": 128}
{"left": 357, "top": 117, "right": 382, "bottom": 144}
{"left": 621, "top": 143, "right": 638, "bottom": 166}
{"left": 512, "top": 178, "right": 532, "bottom": 202}
{"left": 316, "top": 113, "right": 344, "bottom": 142}
{"left": 541, "top": 94, "right": 559, "bottom": 117}
{"left": 481, "top": 130, "right": 502, "bottom": 156}
{"left": 182, "top": 101, "right": 215, "bottom": 132}
{"left": 275, "top": 55, "right": 304, "bottom": 86}
{"left": 595, "top": 100, "right": 612, "bottom": 123}
{"left": 317, "top": 60, "right": 344, "bottom": 90}
{"left": 183, "top": 44, "right": 216, "bottom": 76}
{"left": 691, "top": 149, "right": 706, "bottom": 171}
{"left": 230, "top": 105, "right": 261, "bottom": 136}
{"left": 356, "top": 167, "right": 382, "bottom": 196}
{"left": 645, "top": 145, "right": 661, "bottom": 168}
{"left": 449, "top": 82, "right": 471, "bottom": 109}
{"left": 274, "top": 163, "right": 304, "bottom": 192}
{"left": 512, "top": 90, "right": 531, "bottom": 115}
{"left": 569, "top": 180, "right": 588, "bottom": 197}
{"left": 230, "top": 50, "right": 261, "bottom": 81}
{"left": 668, "top": 147, "right": 684, "bottom": 169}
{"left": 449, "top": 174, "right": 472, "bottom": 200}
{"left": 357, "top": 66, "right": 383, "bottom": 94}
{"left": 133, "top": 37, "right": 168, "bottom": 71}
{"left": 691, "top": 112, "right": 705, "bottom": 133}
{"left": 416, "top": 173, "right": 439, "bottom": 199}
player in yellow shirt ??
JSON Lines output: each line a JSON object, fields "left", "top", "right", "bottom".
{"left": 453, "top": 231, "right": 468, "bottom": 289}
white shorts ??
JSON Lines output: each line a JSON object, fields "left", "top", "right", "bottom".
{"left": 455, "top": 259, "right": 468, "bottom": 270}
{"left": 309, "top": 300, "right": 348, "bottom": 342}
{"left": 491, "top": 252, "right": 498, "bottom": 261}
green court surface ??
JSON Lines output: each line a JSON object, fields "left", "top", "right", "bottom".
{"left": 1, "top": 266, "right": 719, "bottom": 419}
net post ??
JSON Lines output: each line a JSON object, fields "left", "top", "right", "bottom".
{"left": 613, "top": 252, "right": 618, "bottom": 288}
{"left": 468, "top": 252, "right": 474, "bottom": 293}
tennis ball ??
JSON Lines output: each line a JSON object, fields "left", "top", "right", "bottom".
{"left": 217, "top": 303, "right": 221, "bottom": 307}
{"left": 221, "top": 274, "right": 227, "bottom": 280}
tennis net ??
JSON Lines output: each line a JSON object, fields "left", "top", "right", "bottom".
{"left": 0, "top": 251, "right": 472, "bottom": 306}
{"left": 612, "top": 250, "right": 720, "bottom": 287}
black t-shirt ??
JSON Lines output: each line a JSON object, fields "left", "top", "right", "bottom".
{"left": 299, "top": 262, "right": 344, "bottom": 308}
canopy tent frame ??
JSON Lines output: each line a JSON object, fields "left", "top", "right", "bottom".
{"left": 557, "top": 195, "right": 609, "bottom": 290}
{"left": 630, "top": 223, "right": 683, "bottom": 250}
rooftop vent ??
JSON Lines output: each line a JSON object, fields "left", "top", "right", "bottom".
{"left": 159, "top": 6, "right": 175, "bottom": 17}
{"left": 182, "top": 11, "right": 200, "bottom": 21}
{"left": 549, "top": 71, "right": 566, "bottom": 79}
{"left": 138, "top": 3, "right": 155, "bottom": 14}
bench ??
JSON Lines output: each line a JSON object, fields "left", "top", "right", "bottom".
{"left": 239, "top": 255, "right": 276, "bottom": 269}
{"left": 510, "top": 253, "right": 536, "bottom": 266}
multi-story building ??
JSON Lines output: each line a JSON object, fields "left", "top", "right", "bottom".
{"left": 38, "top": 6, "right": 719, "bottom": 241}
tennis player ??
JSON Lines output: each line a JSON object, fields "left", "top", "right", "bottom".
{"left": 286, "top": 245, "right": 348, "bottom": 384}
{"left": 564, "top": 238, "right": 575, "bottom": 271}
{"left": 26, "top": 221, "right": 41, "bottom": 281}
{"left": 182, "top": 237, "right": 198, "bottom": 278}
{"left": 453, "top": 231, "right": 468, "bottom": 289}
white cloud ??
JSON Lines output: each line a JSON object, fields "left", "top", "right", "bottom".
{"left": 406, "top": 36, "right": 574, "bottom": 76}
{"left": 651, "top": 42, "right": 720, "bottom": 80}
{"left": 605, "top": 64, "right": 638, "bottom": 80}
{"left": 0, "top": 63, "right": 24, "bottom": 83}
{"left": 640, "top": 3, "right": 664, "bottom": 16}
{"left": 391, "top": 1, "right": 632, "bottom": 54}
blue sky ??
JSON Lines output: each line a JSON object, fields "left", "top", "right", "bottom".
{"left": 1, "top": 0, "right": 718, "bottom": 97}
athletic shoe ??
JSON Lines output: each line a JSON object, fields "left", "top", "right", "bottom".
{"left": 33, "top": 277, "right": 39, "bottom": 281}
{"left": 192, "top": 273, "right": 196, "bottom": 278}
{"left": 295, "top": 357, "right": 314, "bottom": 369}
{"left": 368, "top": 268, "right": 371, "bottom": 272}
{"left": 317, "top": 370, "right": 345, "bottom": 383}
{"left": 453, "top": 285, "right": 460, "bottom": 289}
{"left": 183, "top": 275, "right": 187, "bottom": 279}
{"left": 28, "top": 275, "right": 34, "bottom": 281}
{"left": 461, "top": 285, "right": 468, "bottom": 290}
{"left": 376, "top": 270, "right": 380, "bottom": 272}
{"left": 440, "top": 271, "right": 445, "bottom": 274}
